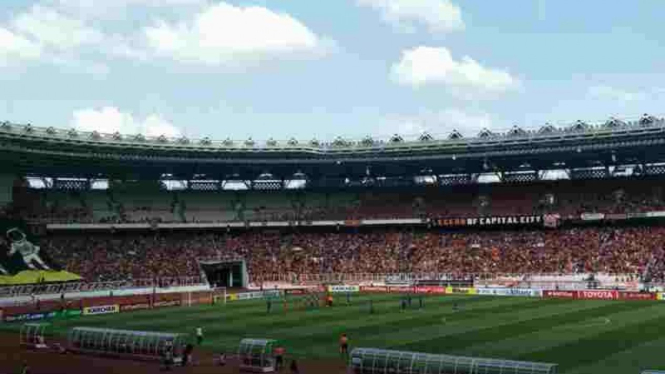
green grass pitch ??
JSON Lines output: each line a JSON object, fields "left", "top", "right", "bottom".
{"left": 5, "top": 293, "right": 665, "bottom": 373}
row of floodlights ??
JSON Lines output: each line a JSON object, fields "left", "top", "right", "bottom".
{"left": 0, "top": 114, "right": 661, "bottom": 149}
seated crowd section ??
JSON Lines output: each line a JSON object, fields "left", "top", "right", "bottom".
{"left": 10, "top": 178, "right": 665, "bottom": 224}
{"left": 41, "top": 226, "right": 665, "bottom": 283}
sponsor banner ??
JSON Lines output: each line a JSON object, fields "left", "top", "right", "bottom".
{"left": 236, "top": 290, "right": 282, "bottom": 301}
{"left": 120, "top": 303, "right": 151, "bottom": 312}
{"left": 658, "top": 293, "right": 665, "bottom": 301}
{"left": 477, "top": 288, "right": 540, "bottom": 297}
{"left": 413, "top": 286, "right": 446, "bottom": 294}
{"left": 543, "top": 290, "right": 576, "bottom": 299}
{"left": 543, "top": 214, "right": 561, "bottom": 228}
{"left": 153, "top": 300, "right": 181, "bottom": 308}
{"left": 387, "top": 286, "right": 411, "bottom": 293}
{"left": 83, "top": 304, "right": 119, "bottom": 316}
{"left": 327, "top": 285, "right": 360, "bottom": 294}
{"left": 577, "top": 290, "right": 619, "bottom": 300}
{"left": 285, "top": 289, "right": 306, "bottom": 295}
{"left": 4, "top": 311, "right": 56, "bottom": 323}
{"left": 435, "top": 215, "right": 543, "bottom": 228}
{"left": 445, "top": 286, "right": 476, "bottom": 295}
{"left": 619, "top": 292, "right": 656, "bottom": 301}
{"left": 581, "top": 213, "right": 605, "bottom": 221}
{"left": 360, "top": 286, "right": 389, "bottom": 293}
{"left": 54, "top": 309, "right": 82, "bottom": 318}
{"left": 226, "top": 294, "right": 238, "bottom": 301}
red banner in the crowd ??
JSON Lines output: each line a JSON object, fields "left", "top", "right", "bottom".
{"left": 577, "top": 290, "right": 619, "bottom": 300}
{"left": 413, "top": 286, "right": 446, "bottom": 294}
{"left": 543, "top": 290, "right": 576, "bottom": 299}
{"left": 619, "top": 292, "right": 656, "bottom": 300}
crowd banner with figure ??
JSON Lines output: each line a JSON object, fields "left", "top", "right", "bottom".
{"left": 0, "top": 219, "right": 79, "bottom": 285}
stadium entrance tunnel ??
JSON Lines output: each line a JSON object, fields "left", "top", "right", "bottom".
{"left": 349, "top": 348, "right": 558, "bottom": 374}
{"left": 67, "top": 327, "right": 188, "bottom": 362}
{"left": 200, "top": 259, "right": 247, "bottom": 288}
{"left": 238, "top": 338, "right": 279, "bottom": 372}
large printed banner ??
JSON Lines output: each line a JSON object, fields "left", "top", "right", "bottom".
{"left": 327, "top": 285, "right": 360, "bottom": 294}
{"left": 83, "top": 304, "right": 119, "bottom": 316}
{"left": 445, "top": 286, "right": 477, "bottom": 295}
{"left": 543, "top": 290, "right": 576, "bottom": 299}
{"left": 434, "top": 215, "right": 543, "bottom": 228}
{"left": 477, "top": 288, "right": 541, "bottom": 297}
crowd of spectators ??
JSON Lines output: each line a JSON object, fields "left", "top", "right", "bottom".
{"left": 40, "top": 226, "right": 665, "bottom": 283}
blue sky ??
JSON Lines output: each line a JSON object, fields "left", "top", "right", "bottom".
{"left": 0, "top": 0, "right": 663, "bottom": 142}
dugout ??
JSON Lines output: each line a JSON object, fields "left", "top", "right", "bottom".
{"left": 67, "top": 327, "right": 188, "bottom": 361}
{"left": 349, "top": 348, "right": 558, "bottom": 374}
{"left": 20, "top": 323, "right": 50, "bottom": 348}
{"left": 238, "top": 338, "right": 279, "bottom": 372}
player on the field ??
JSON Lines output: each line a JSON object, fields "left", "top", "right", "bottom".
{"left": 346, "top": 292, "right": 351, "bottom": 305}
{"left": 267, "top": 298, "right": 272, "bottom": 314}
{"left": 196, "top": 327, "right": 203, "bottom": 345}
{"left": 419, "top": 295, "right": 423, "bottom": 309}
{"left": 400, "top": 297, "right": 407, "bottom": 311}
{"left": 369, "top": 299, "right": 374, "bottom": 314}
{"left": 339, "top": 333, "right": 349, "bottom": 356}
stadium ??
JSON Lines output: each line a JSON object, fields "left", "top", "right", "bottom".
{"left": 2, "top": 114, "right": 665, "bottom": 374}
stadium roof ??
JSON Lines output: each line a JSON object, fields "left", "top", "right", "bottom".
{"left": 1, "top": 115, "right": 665, "bottom": 186}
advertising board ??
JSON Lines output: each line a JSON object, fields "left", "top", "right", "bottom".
{"left": 476, "top": 288, "right": 540, "bottom": 297}
{"left": 413, "top": 286, "right": 446, "bottom": 294}
{"left": 153, "top": 300, "right": 181, "bottom": 308}
{"left": 619, "top": 292, "right": 656, "bottom": 300}
{"left": 236, "top": 290, "right": 282, "bottom": 301}
{"left": 543, "top": 290, "right": 575, "bottom": 299}
{"left": 445, "top": 286, "right": 476, "bottom": 295}
{"left": 120, "top": 303, "right": 151, "bottom": 312}
{"left": 285, "top": 289, "right": 306, "bottom": 295}
{"left": 327, "top": 285, "right": 360, "bottom": 293}
{"left": 82, "top": 304, "right": 119, "bottom": 316}
{"left": 4, "top": 311, "right": 56, "bottom": 322}
{"left": 577, "top": 290, "right": 618, "bottom": 300}
{"left": 360, "top": 286, "right": 389, "bottom": 293}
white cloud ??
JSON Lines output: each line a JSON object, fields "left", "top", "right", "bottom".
{"left": 143, "top": 2, "right": 333, "bottom": 66}
{"left": 72, "top": 107, "right": 182, "bottom": 138}
{"left": 53, "top": 0, "right": 206, "bottom": 19}
{"left": 391, "top": 46, "right": 519, "bottom": 98}
{"left": 0, "top": 27, "right": 42, "bottom": 64}
{"left": 587, "top": 85, "right": 648, "bottom": 103}
{"left": 382, "top": 108, "right": 495, "bottom": 139}
{"left": 357, "top": 0, "right": 464, "bottom": 33}
{"left": 12, "top": 5, "right": 103, "bottom": 51}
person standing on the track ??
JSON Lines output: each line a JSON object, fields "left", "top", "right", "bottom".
{"left": 339, "top": 333, "right": 349, "bottom": 356}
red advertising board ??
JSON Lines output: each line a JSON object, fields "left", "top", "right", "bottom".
{"left": 619, "top": 291, "right": 656, "bottom": 301}
{"left": 543, "top": 290, "right": 575, "bottom": 299}
{"left": 120, "top": 303, "right": 151, "bottom": 312}
{"left": 413, "top": 286, "right": 446, "bottom": 294}
{"left": 285, "top": 289, "right": 306, "bottom": 295}
{"left": 361, "top": 286, "right": 389, "bottom": 293}
{"left": 577, "top": 290, "right": 619, "bottom": 300}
